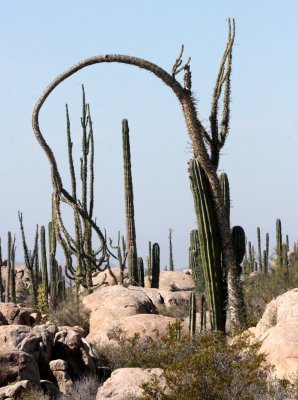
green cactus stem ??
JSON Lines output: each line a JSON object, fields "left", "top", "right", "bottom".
{"left": 151, "top": 243, "right": 160, "bottom": 289}
{"left": 276, "top": 219, "right": 283, "bottom": 270}
{"left": 169, "top": 228, "right": 174, "bottom": 271}
{"left": 231, "top": 226, "right": 246, "bottom": 275}
{"left": 10, "top": 235, "right": 16, "bottom": 304}
{"left": 265, "top": 233, "right": 269, "bottom": 273}
{"left": 189, "top": 229, "right": 205, "bottom": 293}
{"left": 40, "top": 226, "right": 49, "bottom": 307}
{"left": 6, "top": 232, "right": 11, "bottom": 302}
{"left": 19, "top": 212, "right": 39, "bottom": 307}
{"left": 147, "top": 241, "right": 152, "bottom": 287}
{"left": 122, "top": 119, "right": 139, "bottom": 286}
{"left": 189, "top": 292, "right": 196, "bottom": 340}
{"left": 257, "top": 227, "right": 263, "bottom": 272}
{"left": 137, "top": 257, "right": 144, "bottom": 287}
{"left": 219, "top": 172, "right": 230, "bottom": 227}
{"left": 200, "top": 294, "right": 207, "bottom": 332}
{"left": 189, "top": 159, "right": 225, "bottom": 332}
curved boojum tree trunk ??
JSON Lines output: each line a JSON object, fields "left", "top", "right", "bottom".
{"left": 32, "top": 22, "right": 245, "bottom": 331}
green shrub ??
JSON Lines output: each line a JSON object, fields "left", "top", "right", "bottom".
{"left": 137, "top": 332, "right": 294, "bottom": 400}
{"left": 95, "top": 323, "right": 294, "bottom": 400}
{"left": 243, "top": 260, "right": 298, "bottom": 327}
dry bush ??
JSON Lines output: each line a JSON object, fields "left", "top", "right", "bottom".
{"left": 19, "top": 388, "right": 51, "bottom": 400}
{"left": 58, "top": 375, "right": 100, "bottom": 400}
{"left": 243, "top": 260, "right": 298, "bottom": 327}
{"left": 94, "top": 323, "right": 294, "bottom": 400}
{"left": 48, "top": 290, "right": 90, "bottom": 333}
{"left": 136, "top": 332, "right": 294, "bottom": 400}
{"left": 157, "top": 302, "right": 190, "bottom": 319}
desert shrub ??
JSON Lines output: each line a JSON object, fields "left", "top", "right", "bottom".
{"left": 19, "top": 388, "right": 51, "bottom": 400}
{"left": 137, "top": 332, "right": 294, "bottom": 400}
{"left": 157, "top": 302, "right": 190, "bottom": 319}
{"left": 95, "top": 321, "right": 184, "bottom": 370}
{"left": 95, "top": 323, "right": 294, "bottom": 400}
{"left": 243, "top": 260, "right": 298, "bottom": 327}
{"left": 57, "top": 375, "right": 100, "bottom": 400}
{"left": 48, "top": 290, "right": 90, "bottom": 333}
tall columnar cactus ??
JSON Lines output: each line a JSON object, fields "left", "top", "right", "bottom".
{"left": 276, "top": 219, "right": 283, "bottom": 270}
{"left": 189, "top": 229, "right": 205, "bottom": 293}
{"left": 219, "top": 172, "right": 230, "bottom": 226}
{"left": 189, "top": 292, "right": 196, "bottom": 340}
{"left": 19, "top": 212, "right": 39, "bottom": 307}
{"left": 40, "top": 226, "right": 49, "bottom": 306}
{"left": 57, "top": 87, "right": 118, "bottom": 292}
{"left": 109, "top": 232, "right": 127, "bottom": 286}
{"left": 286, "top": 235, "right": 289, "bottom": 251}
{"left": 257, "top": 227, "right": 263, "bottom": 272}
{"left": 169, "top": 228, "right": 174, "bottom": 271}
{"left": 122, "top": 119, "right": 139, "bottom": 286}
{"left": 6, "top": 232, "right": 11, "bottom": 302}
{"left": 129, "top": 246, "right": 139, "bottom": 286}
{"left": 282, "top": 243, "right": 289, "bottom": 272}
{"left": 264, "top": 233, "right": 269, "bottom": 273}
{"left": 200, "top": 294, "right": 207, "bottom": 332}
{"left": 137, "top": 257, "right": 145, "bottom": 287}
{"left": 189, "top": 159, "right": 225, "bottom": 332}
{"left": 248, "top": 241, "right": 253, "bottom": 273}
{"left": 34, "top": 232, "right": 40, "bottom": 288}
{"left": 10, "top": 235, "right": 16, "bottom": 304}
{"left": 231, "top": 226, "right": 246, "bottom": 275}
{"left": 48, "top": 221, "right": 59, "bottom": 309}
{"left": 63, "top": 89, "right": 96, "bottom": 290}
{"left": 151, "top": 243, "right": 160, "bottom": 289}
{"left": 147, "top": 241, "right": 152, "bottom": 287}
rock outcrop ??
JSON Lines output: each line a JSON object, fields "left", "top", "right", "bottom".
{"left": 97, "top": 368, "right": 164, "bottom": 400}
{"left": 53, "top": 329, "right": 97, "bottom": 379}
{"left": 0, "top": 380, "right": 31, "bottom": 399}
{"left": 0, "top": 350, "right": 40, "bottom": 386}
{"left": 249, "top": 288, "right": 298, "bottom": 382}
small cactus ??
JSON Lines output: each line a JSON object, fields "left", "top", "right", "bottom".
{"left": 169, "top": 228, "right": 174, "bottom": 271}
{"left": 189, "top": 292, "right": 196, "bottom": 340}
{"left": 151, "top": 243, "right": 160, "bottom": 289}
{"left": 231, "top": 226, "right": 246, "bottom": 275}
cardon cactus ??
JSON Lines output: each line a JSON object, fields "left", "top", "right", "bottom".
{"left": 257, "top": 227, "right": 263, "bottom": 272}
{"left": 189, "top": 292, "right": 196, "bottom": 340}
{"left": 151, "top": 243, "right": 160, "bottom": 289}
{"left": 189, "top": 229, "right": 205, "bottom": 293}
{"left": 219, "top": 172, "right": 230, "bottom": 226}
{"left": 137, "top": 257, "right": 144, "bottom": 288}
{"left": 122, "top": 119, "right": 139, "bottom": 286}
{"left": 264, "top": 233, "right": 269, "bottom": 273}
{"left": 169, "top": 228, "right": 174, "bottom": 271}
{"left": 231, "top": 226, "right": 246, "bottom": 275}
{"left": 189, "top": 159, "right": 225, "bottom": 332}
{"left": 276, "top": 219, "right": 282, "bottom": 270}
{"left": 40, "top": 226, "right": 49, "bottom": 306}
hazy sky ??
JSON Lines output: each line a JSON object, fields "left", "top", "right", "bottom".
{"left": 1, "top": 1, "right": 298, "bottom": 269}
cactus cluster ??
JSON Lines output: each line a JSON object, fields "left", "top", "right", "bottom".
{"left": 189, "top": 159, "right": 226, "bottom": 332}
{"left": 189, "top": 160, "right": 247, "bottom": 332}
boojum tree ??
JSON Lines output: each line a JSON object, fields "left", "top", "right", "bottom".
{"left": 32, "top": 19, "right": 245, "bottom": 331}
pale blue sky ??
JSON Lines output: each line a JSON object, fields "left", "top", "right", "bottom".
{"left": 0, "top": 1, "right": 298, "bottom": 268}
